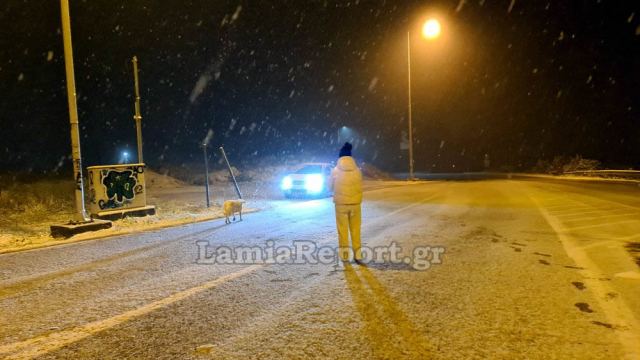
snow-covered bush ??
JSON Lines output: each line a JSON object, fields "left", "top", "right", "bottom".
{"left": 562, "top": 156, "right": 601, "bottom": 173}
{"left": 532, "top": 155, "right": 600, "bottom": 174}
{"left": 360, "top": 162, "right": 393, "bottom": 180}
{"left": 0, "top": 179, "right": 74, "bottom": 224}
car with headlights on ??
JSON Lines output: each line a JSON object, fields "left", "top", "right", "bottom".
{"left": 280, "top": 163, "right": 333, "bottom": 198}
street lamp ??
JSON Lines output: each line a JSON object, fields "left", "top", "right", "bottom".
{"left": 422, "top": 19, "right": 442, "bottom": 39}
{"left": 407, "top": 18, "right": 441, "bottom": 180}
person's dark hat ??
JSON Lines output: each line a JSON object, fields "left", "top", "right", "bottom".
{"left": 339, "top": 142, "right": 352, "bottom": 158}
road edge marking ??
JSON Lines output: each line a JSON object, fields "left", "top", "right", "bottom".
{"left": 528, "top": 195, "right": 640, "bottom": 359}
{"left": 0, "top": 265, "right": 262, "bottom": 359}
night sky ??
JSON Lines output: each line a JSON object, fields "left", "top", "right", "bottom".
{"left": 1, "top": 0, "right": 639, "bottom": 173}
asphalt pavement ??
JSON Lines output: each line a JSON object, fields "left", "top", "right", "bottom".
{"left": 1, "top": 179, "right": 639, "bottom": 359}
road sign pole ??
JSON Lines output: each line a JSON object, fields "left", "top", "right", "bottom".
{"left": 203, "top": 144, "right": 211, "bottom": 207}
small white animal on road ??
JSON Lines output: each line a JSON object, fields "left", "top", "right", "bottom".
{"left": 223, "top": 199, "right": 245, "bottom": 224}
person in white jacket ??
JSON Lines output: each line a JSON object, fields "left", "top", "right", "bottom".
{"left": 329, "top": 142, "right": 363, "bottom": 262}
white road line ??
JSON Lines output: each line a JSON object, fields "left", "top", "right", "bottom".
{"left": 563, "top": 219, "right": 639, "bottom": 232}
{"left": 557, "top": 208, "right": 626, "bottom": 218}
{"left": 578, "top": 240, "right": 619, "bottom": 251}
{"left": 616, "top": 233, "right": 640, "bottom": 241}
{"left": 530, "top": 197, "right": 640, "bottom": 360}
{"left": 564, "top": 194, "right": 640, "bottom": 212}
{"left": 544, "top": 201, "right": 579, "bottom": 209}
{"left": 0, "top": 265, "right": 262, "bottom": 360}
{"left": 547, "top": 206, "right": 586, "bottom": 214}
{"left": 562, "top": 212, "right": 639, "bottom": 224}
{"left": 376, "top": 194, "right": 437, "bottom": 219}
{"left": 0, "top": 190, "right": 437, "bottom": 359}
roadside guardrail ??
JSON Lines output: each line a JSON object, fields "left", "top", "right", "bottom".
{"left": 563, "top": 170, "right": 640, "bottom": 179}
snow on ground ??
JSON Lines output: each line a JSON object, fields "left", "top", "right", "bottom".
{"left": 0, "top": 169, "right": 281, "bottom": 253}
{"left": 2, "top": 167, "right": 635, "bottom": 254}
{"left": 0, "top": 164, "right": 390, "bottom": 253}
{"left": 1, "top": 179, "right": 638, "bottom": 359}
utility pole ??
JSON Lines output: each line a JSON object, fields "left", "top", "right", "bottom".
{"left": 407, "top": 31, "right": 415, "bottom": 181}
{"left": 219, "top": 146, "right": 242, "bottom": 199}
{"left": 132, "top": 56, "right": 143, "bottom": 163}
{"left": 202, "top": 143, "right": 211, "bottom": 208}
{"left": 51, "top": 0, "right": 112, "bottom": 237}
{"left": 60, "top": 0, "right": 88, "bottom": 222}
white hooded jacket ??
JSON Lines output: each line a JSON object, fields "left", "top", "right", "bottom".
{"left": 329, "top": 156, "right": 363, "bottom": 205}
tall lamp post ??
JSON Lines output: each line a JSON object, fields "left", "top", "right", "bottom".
{"left": 407, "top": 18, "right": 441, "bottom": 180}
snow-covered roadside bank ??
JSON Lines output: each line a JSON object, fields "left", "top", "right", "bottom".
{"left": 0, "top": 159, "right": 400, "bottom": 254}
{"left": 511, "top": 172, "right": 640, "bottom": 185}
{"left": 0, "top": 208, "right": 246, "bottom": 255}
{"left": 0, "top": 171, "right": 278, "bottom": 254}
{"left": 0, "top": 177, "right": 402, "bottom": 254}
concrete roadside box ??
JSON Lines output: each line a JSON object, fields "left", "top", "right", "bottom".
{"left": 87, "top": 163, "right": 156, "bottom": 220}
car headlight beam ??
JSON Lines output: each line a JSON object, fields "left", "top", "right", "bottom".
{"left": 281, "top": 176, "right": 293, "bottom": 190}
{"left": 304, "top": 174, "right": 324, "bottom": 193}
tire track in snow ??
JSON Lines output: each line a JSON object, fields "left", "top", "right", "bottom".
{"left": 0, "top": 185, "right": 442, "bottom": 358}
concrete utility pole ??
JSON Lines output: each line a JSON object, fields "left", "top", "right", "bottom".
{"left": 51, "top": 0, "right": 112, "bottom": 237}
{"left": 407, "top": 31, "right": 415, "bottom": 181}
{"left": 132, "top": 56, "right": 143, "bottom": 163}
{"left": 60, "top": 0, "right": 88, "bottom": 222}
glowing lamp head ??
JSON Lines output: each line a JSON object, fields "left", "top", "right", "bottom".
{"left": 422, "top": 19, "right": 441, "bottom": 40}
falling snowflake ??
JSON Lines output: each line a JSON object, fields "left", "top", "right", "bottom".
{"left": 231, "top": 6, "right": 242, "bottom": 23}
{"left": 368, "top": 77, "right": 379, "bottom": 91}
{"left": 189, "top": 73, "right": 212, "bottom": 103}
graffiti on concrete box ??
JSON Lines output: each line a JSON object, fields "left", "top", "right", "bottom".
{"left": 87, "top": 164, "right": 148, "bottom": 215}
{"left": 98, "top": 168, "right": 142, "bottom": 210}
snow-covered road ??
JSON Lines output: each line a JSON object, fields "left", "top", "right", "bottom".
{"left": 1, "top": 179, "right": 639, "bottom": 359}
